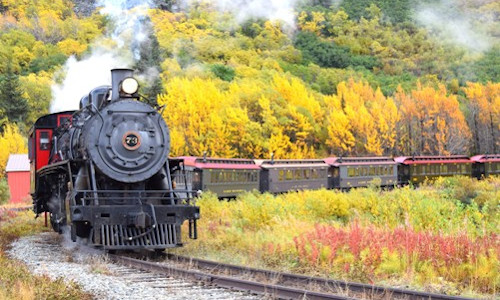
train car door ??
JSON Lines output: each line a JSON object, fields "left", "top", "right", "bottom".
{"left": 35, "top": 129, "right": 52, "bottom": 170}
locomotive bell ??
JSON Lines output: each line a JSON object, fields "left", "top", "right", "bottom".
{"left": 111, "top": 68, "right": 139, "bottom": 101}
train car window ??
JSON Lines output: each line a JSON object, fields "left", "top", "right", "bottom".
{"left": 333, "top": 168, "right": 339, "bottom": 178}
{"left": 369, "top": 167, "right": 375, "bottom": 176}
{"left": 442, "top": 165, "right": 448, "bottom": 173}
{"left": 312, "top": 169, "right": 319, "bottom": 179}
{"left": 286, "top": 170, "right": 293, "bottom": 180}
{"left": 193, "top": 172, "right": 201, "bottom": 186}
{"left": 40, "top": 132, "right": 50, "bottom": 150}
{"left": 354, "top": 168, "right": 360, "bottom": 177}
{"left": 348, "top": 167, "right": 355, "bottom": 177}
{"left": 294, "top": 169, "right": 302, "bottom": 180}
{"left": 279, "top": 170, "right": 285, "bottom": 181}
{"left": 362, "top": 167, "right": 368, "bottom": 177}
{"left": 304, "top": 169, "right": 310, "bottom": 179}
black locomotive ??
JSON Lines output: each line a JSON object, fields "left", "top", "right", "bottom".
{"left": 29, "top": 69, "right": 199, "bottom": 250}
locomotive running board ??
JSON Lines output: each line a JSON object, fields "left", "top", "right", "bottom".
{"left": 98, "top": 223, "right": 179, "bottom": 249}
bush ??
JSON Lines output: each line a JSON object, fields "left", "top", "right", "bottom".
{"left": 294, "top": 31, "right": 381, "bottom": 70}
{"left": 209, "top": 64, "right": 236, "bottom": 82}
{"left": 0, "top": 178, "right": 9, "bottom": 205}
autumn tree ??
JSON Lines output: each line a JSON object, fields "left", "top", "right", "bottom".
{"left": 0, "top": 123, "right": 27, "bottom": 176}
{"left": 463, "top": 82, "right": 500, "bottom": 154}
{"left": 396, "top": 83, "right": 471, "bottom": 155}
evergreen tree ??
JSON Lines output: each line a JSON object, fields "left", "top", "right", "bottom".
{"left": 0, "top": 64, "right": 29, "bottom": 125}
{"left": 134, "top": 23, "right": 164, "bottom": 106}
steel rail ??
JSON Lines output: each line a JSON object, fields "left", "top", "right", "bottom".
{"left": 109, "top": 254, "right": 355, "bottom": 300}
{"left": 163, "top": 254, "right": 477, "bottom": 300}
{"left": 1, "top": 206, "right": 31, "bottom": 213}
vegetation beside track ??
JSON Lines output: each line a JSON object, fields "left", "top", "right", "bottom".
{"left": 173, "top": 176, "right": 499, "bottom": 298}
{"left": 0, "top": 208, "right": 91, "bottom": 300}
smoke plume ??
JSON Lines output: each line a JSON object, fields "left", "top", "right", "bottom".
{"left": 50, "top": 0, "right": 155, "bottom": 113}
{"left": 415, "top": 0, "right": 494, "bottom": 53}
{"left": 179, "top": 0, "right": 301, "bottom": 28}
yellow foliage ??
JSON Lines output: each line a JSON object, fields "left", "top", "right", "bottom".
{"left": 0, "top": 124, "right": 27, "bottom": 177}
{"left": 158, "top": 77, "right": 236, "bottom": 157}
{"left": 20, "top": 71, "right": 52, "bottom": 127}
{"left": 298, "top": 11, "right": 326, "bottom": 35}
{"left": 57, "top": 39, "right": 87, "bottom": 57}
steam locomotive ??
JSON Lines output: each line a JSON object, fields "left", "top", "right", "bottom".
{"left": 29, "top": 69, "right": 199, "bottom": 251}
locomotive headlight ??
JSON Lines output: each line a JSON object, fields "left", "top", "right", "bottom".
{"left": 121, "top": 77, "right": 139, "bottom": 94}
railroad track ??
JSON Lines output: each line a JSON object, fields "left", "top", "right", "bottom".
{"left": 1, "top": 206, "right": 31, "bottom": 212}
{"left": 109, "top": 252, "right": 476, "bottom": 300}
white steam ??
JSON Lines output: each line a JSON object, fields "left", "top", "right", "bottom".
{"left": 50, "top": 0, "right": 155, "bottom": 113}
{"left": 51, "top": 53, "right": 128, "bottom": 112}
{"left": 415, "top": 0, "right": 492, "bottom": 53}
{"left": 179, "top": 0, "right": 301, "bottom": 28}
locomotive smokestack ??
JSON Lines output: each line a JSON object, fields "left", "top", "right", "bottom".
{"left": 111, "top": 68, "right": 135, "bottom": 101}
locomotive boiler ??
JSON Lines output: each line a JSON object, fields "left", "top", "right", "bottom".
{"left": 29, "top": 69, "right": 199, "bottom": 250}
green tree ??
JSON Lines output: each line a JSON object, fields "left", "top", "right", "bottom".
{"left": 294, "top": 31, "right": 379, "bottom": 70}
{"left": 0, "top": 64, "right": 29, "bottom": 125}
{"left": 209, "top": 64, "right": 235, "bottom": 82}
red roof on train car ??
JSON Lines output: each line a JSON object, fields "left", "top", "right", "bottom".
{"left": 470, "top": 154, "right": 500, "bottom": 163}
{"left": 254, "top": 159, "right": 329, "bottom": 169}
{"left": 394, "top": 155, "right": 472, "bottom": 165}
{"left": 324, "top": 157, "right": 395, "bottom": 166}
{"left": 176, "top": 156, "right": 260, "bottom": 170}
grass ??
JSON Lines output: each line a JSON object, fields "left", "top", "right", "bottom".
{"left": 172, "top": 176, "right": 499, "bottom": 298}
{"left": 0, "top": 208, "right": 92, "bottom": 300}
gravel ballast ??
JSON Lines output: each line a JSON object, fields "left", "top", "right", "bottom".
{"left": 8, "top": 232, "right": 260, "bottom": 300}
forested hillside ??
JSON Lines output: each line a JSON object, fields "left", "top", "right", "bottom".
{"left": 0, "top": 0, "right": 105, "bottom": 189}
{"left": 0, "top": 0, "right": 499, "bottom": 174}
{"left": 152, "top": 0, "right": 499, "bottom": 158}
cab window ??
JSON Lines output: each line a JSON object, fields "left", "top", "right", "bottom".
{"left": 40, "top": 132, "right": 50, "bottom": 150}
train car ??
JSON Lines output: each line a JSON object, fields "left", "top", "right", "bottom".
{"left": 255, "top": 159, "right": 329, "bottom": 194}
{"left": 174, "top": 156, "right": 260, "bottom": 198}
{"left": 471, "top": 154, "right": 500, "bottom": 179}
{"left": 29, "top": 69, "right": 199, "bottom": 251}
{"left": 395, "top": 155, "right": 473, "bottom": 184}
{"left": 324, "top": 157, "right": 397, "bottom": 189}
